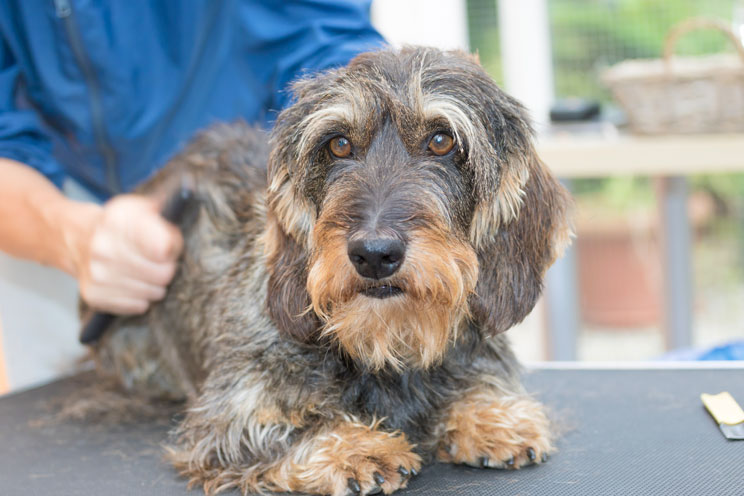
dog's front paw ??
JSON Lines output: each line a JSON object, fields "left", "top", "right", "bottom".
{"left": 271, "top": 420, "right": 422, "bottom": 496}
{"left": 437, "top": 391, "right": 553, "bottom": 469}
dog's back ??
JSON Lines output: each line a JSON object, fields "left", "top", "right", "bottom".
{"left": 91, "top": 122, "right": 271, "bottom": 401}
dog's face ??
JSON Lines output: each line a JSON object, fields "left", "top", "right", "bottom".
{"left": 265, "top": 47, "right": 571, "bottom": 371}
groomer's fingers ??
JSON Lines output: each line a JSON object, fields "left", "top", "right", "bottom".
{"left": 80, "top": 262, "right": 167, "bottom": 313}
{"left": 86, "top": 261, "right": 168, "bottom": 301}
{"left": 89, "top": 226, "right": 178, "bottom": 287}
{"left": 117, "top": 277, "right": 167, "bottom": 302}
{"left": 104, "top": 195, "right": 184, "bottom": 263}
{"left": 129, "top": 207, "right": 184, "bottom": 263}
{"left": 83, "top": 293, "right": 150, "bottom": 315}
{"left": 77, "top": 193, "right": 183, "bottom": 314}
{"left": 123, "top": 256, "right": 178, "bottom": 288}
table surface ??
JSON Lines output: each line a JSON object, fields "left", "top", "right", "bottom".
{"left": 2, "top": 366, "right": 743, "bottom": 496}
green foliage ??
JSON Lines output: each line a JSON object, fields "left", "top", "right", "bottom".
{"left": 550, "top": 0, "right": 738, "bottom": 101}
{"left": 572, "top": 176, "right": 655, "bottom": 210}
{"left": 466, "top": 0, "right": 504, "bottom": 85}
{"left": 467, "top": 0, "right": 738, "bottom": 100}
{"left": 692, "top": 173, "right": 744, "bottom": 206}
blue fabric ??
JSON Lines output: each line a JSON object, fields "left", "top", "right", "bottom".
{"left": 696, "top": 341, "right": 744, "bottom": 361}
{"left": 0, "top": 0, "right": 384, "bottom": 199}
{"left": 659, "top": 340, "right": 744, "bottom": 361}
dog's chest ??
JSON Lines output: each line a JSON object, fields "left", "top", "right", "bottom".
{"left": 336, "top": 367, "right": 455, "bottom": 445}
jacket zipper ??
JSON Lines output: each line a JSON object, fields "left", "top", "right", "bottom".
{"left": 54, "top": 0, "right": 121, "bottom": 194}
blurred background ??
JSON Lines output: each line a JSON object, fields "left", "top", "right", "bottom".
{"left": 1, "top": 0, "right": 743, "bottom": 392}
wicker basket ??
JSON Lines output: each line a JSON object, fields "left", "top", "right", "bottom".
{"left": 602, "top": 18, "right": 744, "bottom": 135}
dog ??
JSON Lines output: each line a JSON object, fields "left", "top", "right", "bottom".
{"left": 89, "top": 46, "right": 572, "bottom": 496}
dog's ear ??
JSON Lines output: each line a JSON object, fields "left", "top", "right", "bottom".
{"left": 454, "top": 60, "right": 572, "bottom": 335}
{"left": 264, "top": 73, "right": 341, "bottom": 342}
{"left": 263, "top": 214, "right": 321, "bottom": 343}
{"left": 469, "top": 150, "right": 572, "bottom": 336}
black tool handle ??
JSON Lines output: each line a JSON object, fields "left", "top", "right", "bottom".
{"left": 79, "top": 187, "right": 195, "bottom": 344}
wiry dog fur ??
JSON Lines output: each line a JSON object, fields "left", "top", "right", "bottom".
{"left": 89, "top": 47, "right": 572, "bottom": 496}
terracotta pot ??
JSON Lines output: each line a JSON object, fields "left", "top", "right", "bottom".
{"left": 577, "top": 215, "right": 662, "bottom": 328}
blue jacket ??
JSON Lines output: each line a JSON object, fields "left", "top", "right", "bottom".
{"left": 0, "top": 1, "right": 384, "bottom": 199}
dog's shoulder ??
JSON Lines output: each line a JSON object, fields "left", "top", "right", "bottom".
{"left": 174, "top": 120, "right": 269, "bottom": 192}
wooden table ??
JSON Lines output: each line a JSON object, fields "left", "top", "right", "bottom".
{"left": 537, "top": 130, "right": 744, "bottom": 359}
{"left": 539, "top": 133, "right": 744, "bottom": 178}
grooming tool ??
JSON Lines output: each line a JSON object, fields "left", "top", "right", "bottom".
{"left": 701, "top": 391, "right": 744, "bottom": 440}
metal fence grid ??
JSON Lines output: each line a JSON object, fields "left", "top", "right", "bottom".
{"left": 467, "top": 0, "right": 740, "bottom": 101}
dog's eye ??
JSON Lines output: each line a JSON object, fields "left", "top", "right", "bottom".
{"left": 428, "top": 133, "right": 455, "bottom": 156}
{"left": 329, "top": 136, "right": 352, "bottom": 158}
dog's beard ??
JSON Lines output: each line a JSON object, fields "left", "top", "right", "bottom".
{"left": 307, "top": 228, "right": 479, "bottom": 371}
{"left": 320, "top": 295, "right": 468, "bottom": 371}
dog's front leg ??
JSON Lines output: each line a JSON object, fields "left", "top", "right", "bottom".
{"left": 436, "top": 385, "right": 554, "bottom": 469}
{"left": 168, "top": 377, "right": 421, "bottom": 496}
{"left": 170, "top": 416, "right": 421, "bottom": 495}
{"left": 166, "top": 378, "right": 306, "bottom": 495}
{"left": 262, "top": 418, "right": 422, "bottom": 496}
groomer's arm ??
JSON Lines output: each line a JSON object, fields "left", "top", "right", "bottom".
{"left": 0, "top": 158, "right": 183, "bottom": 314}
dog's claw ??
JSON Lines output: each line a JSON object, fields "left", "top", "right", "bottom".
{"left": 373, "top": 472, "right": 385, "bottom": 485}
{"left": 398, "top": 466, "right": 409, "bottom": 478}
{"left": 505, "top": 455, "right": 515, "bottom": 467}
{"left": 479, "top": 456, "right": 489, "bottom": 468}
{"left": 348, "top": 478, "right": 361, "bottom": 494}
{"left": 541, "top": 452, "right": 548, "bottom": 463}
{"left": 527, "top": 448, "right": 536, "bottom": 462}
{"left": 410, "top": 467, "right": 418, "bottom": 477}
{"left": 367, "top": 485, "right": 382, "bottom": 495}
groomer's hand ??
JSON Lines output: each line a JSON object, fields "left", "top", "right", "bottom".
{"left": 74, "top": 195, "right": 184, "bottom": 315}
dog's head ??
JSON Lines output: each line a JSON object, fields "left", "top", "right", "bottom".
{"left": 265, "top": 47, "right": 572, "bottom": 371}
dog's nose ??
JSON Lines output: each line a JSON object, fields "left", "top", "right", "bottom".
{"left": 347, "top": 238, "right": 405, "bottom": 279}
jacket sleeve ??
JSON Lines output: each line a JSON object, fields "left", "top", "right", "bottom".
{"left": 0, "top": 35, "right": 65, "bottom": 188}
{"left": 259, "top": 0, "right": 386, "bottom": 111}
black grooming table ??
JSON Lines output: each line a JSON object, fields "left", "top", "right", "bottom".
{"left": 2, "top": 365, "right": 743, "bottom": 496}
